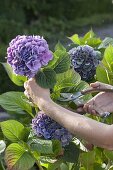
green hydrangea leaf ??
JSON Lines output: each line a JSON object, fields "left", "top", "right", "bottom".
{"left": 55, "top": 42, "right": 66, "bottom": 51}
{"left": 63, "top": 142, "right": 80, "bottom": 163}
{"left": 29, "top": 138, "right": 54, "bottom": 154}
{"left": 52, "top": 140, "right": 62, "bottom": 156}
{"left": 104, "top": 45, "right": 113, "bottom": 66}
{"left": 85, "top": 37, "right": 101, "bottom": 47}
{"left": 80, "top": 151, "right": 95, "bottom": 170}
{"left": 0, "top": 120, "right": 24, "bottom": 142}
{"left": 53, "top": 50, "right": 71, "bottom": 74}
{"left": 5, "top": 143, "right": 35, "bottom": 170}
{"left": 96, "top": 46, "right": 113, "bottom": 85}
{"left": 82, "top": 30, "right": 95, "bottom": 41}
{"left": 104, "top": 149, "right": 113, "bottom": 161}
{"left": 96, "top": 64, "right": 109, "bottom": 84}
{"left": 47, "top": 159, "right": 63, "bottom": 170}
{"left": 98, "top": 37, "right": 113, "bottom": 49}
{"left": 1, "top": 63, "right": 27, "bottom": 86}
{"left": 94, "top": 163, "right": 105, "bottom": 170}
{"left": 68, "top": 34, "right": 80, "bottom": 45}
{"left": 54, "top": 69, "right": 81, "bottom": 92}
{"left": 35, "top": 68, "right": 56, "bottom": 88}
{"left": 80, "top": 30, "right": 101, "bottom": 47}
{"left": 60, "top": 163, "right": 69, "bottom": 170}
{"left": 0, "top": 92, "right": 33, "bottom": 116}
{"left": 46, "top": 43, "right": 70, "bottom": 74}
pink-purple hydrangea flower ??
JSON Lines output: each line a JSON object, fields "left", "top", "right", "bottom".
{"left": 32, "top": 112, "right": 73, "bottom": 147}
{"left": 7, "top": 35, "right": 53, "bottom": 78}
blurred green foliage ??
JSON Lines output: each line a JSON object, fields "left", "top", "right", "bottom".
{"left": 0, "top": 0, "right": 113, "bottom": 93}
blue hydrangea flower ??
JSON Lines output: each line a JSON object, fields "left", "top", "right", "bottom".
{"left": 32, "top": 112, "right": 73, "bottom": 147}
{"left": 7, "top": 35, "right": 53, "bottom": 78}
{"left": 68, "top": 45, "right": 100, "bottom": 81}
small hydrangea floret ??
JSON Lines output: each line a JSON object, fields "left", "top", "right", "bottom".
{"left": 68, "top": 45, "right": 100, "bottom": 81}
{"left": 7, "top": 35, "right": 53, "bottom": 78}
{"left": 32, "top": 112, "right": 73, "bottom": 147}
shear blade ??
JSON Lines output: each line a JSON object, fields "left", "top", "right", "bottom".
{"left": 59, "top": 92, "right": 82, "bottom": 101}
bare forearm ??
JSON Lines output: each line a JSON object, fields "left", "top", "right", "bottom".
{"left": 25, "top": 79, "right": 113, "bottom": 149}
{"left": 41, "top": 100, "right": 111, "bottom": 149}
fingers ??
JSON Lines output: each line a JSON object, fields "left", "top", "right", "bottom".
{"left": 84, "top": 142, "right": 94, "bottom": 151}
{"left": 77, "top": 103, "right": 102, "bottom": 116}
{"left": 24, "top": 78, "right": 36, "bottom": 88}
{"left": 83, "top": 103, "right": 98, "bottom": 115}
{"left": 76, "top": 106, "right": 85, "bottom": 114}
{"left": 83, "top": 102, "right": 107, "bottom": 117}
{"left": 24, "top": 81, "right": 28, "bottom": 89}
{"left": 90, "top": 81, "right": 113, "bottom": 90}
{"left": 24, "top": 90, "right": 29, "bottom": 98}
{"left": 90, "top": 81, "right": 100, "bottom": 88}
{"left": 24, "top": 79, "right": 36, "bottom": 100}
{"left": 24, "top": 78, "right": 40, "bottom": 97}
{"left": 76, "top": 103, "right": 97, "bottom": 115}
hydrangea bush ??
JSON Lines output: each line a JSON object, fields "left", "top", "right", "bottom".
{"left": 1, "top": 30, "right": 113, "bottom": 170}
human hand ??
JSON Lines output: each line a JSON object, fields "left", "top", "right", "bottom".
{"left": 24, "top": 78, "right": 51, "bottom": 110}
{"left": 77, "top": 82, "right": 113, "bottom": 116}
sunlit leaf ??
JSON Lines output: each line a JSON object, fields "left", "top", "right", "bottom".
{"left": 80, "top": 151, "right": 95, "bottom": 170}
{"left": 96, "top": 46, "right": 113, "bottom": 85}
{"left": 68, "top": 34, "right": 80, "bottom": 45}
{"left": 5, "top": 143, "right": 35, "bottom": 170}
{"left": 85, "top": 38, "right": 101, "bottom": 47}
{"left": 80, "top": 30, "right": 101, "bottom": 47}
{"left": 0, "top": 92, "right": 33, "bottom": 116}
{"left": 96, "top": 64, "right": 109, "bottom": 84}
{"left": 2, "top": 63, "right": 27, "bottom": 86}
{"left": 0, "top": 120, "right": 24, "bottom": 142}
{"left": 54, "top": 69, "right": 81, "bottom": 92}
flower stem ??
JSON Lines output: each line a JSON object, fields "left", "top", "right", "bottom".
{"left": 36, "top": 160, "right": 44, "bottom": 170}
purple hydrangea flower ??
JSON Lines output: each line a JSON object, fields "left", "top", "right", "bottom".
{"left": 68, "top": 45, "right": 100, "bottom": 81}
{"left": 7, "top": 35, "right": 53, "bottom": 78}
{"left": 32, "top": 112, "right": 73, "bottom": 147}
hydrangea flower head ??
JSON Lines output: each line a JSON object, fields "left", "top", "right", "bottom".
{"left": 69, "top": 45, "right": 100, "bottom": 81}
{"left": 7, "top": 35, "right": 53, "bottom": 78}
{"left": 32, "top": 111, "right": 73, "bottom": 147}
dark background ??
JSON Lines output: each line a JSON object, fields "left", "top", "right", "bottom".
{"left": 0, "top": 0, "right": 113, "bottom": 93}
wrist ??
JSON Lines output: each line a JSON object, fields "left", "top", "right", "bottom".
{"left": 39, "top": 98, "right": 54, "bottom": 111}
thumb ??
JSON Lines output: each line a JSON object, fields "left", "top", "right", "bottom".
{"left": 90, "top": 81, "right": 113, "bottom": 90}
{"left": 90, "top": 81, "right": 100, "bottom": 88}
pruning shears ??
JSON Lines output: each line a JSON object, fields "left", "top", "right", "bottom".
{"left": 58, "top": 87, "right": 113, "bottom": 118}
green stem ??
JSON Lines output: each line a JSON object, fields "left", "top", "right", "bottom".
{"left": 30, "top": 150, "right": 44, "bottom": 170}
{"left": 28, "top": 111, "right": 34, "bottom": 118}
{"left": 105, "top": 159, "right": 111, "bottom": 170}
{"left": 36, "top": 160, "right": 44, "bottom": 170}
{"left": 0, "top": 160, "right": 5, "bottom": 170}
